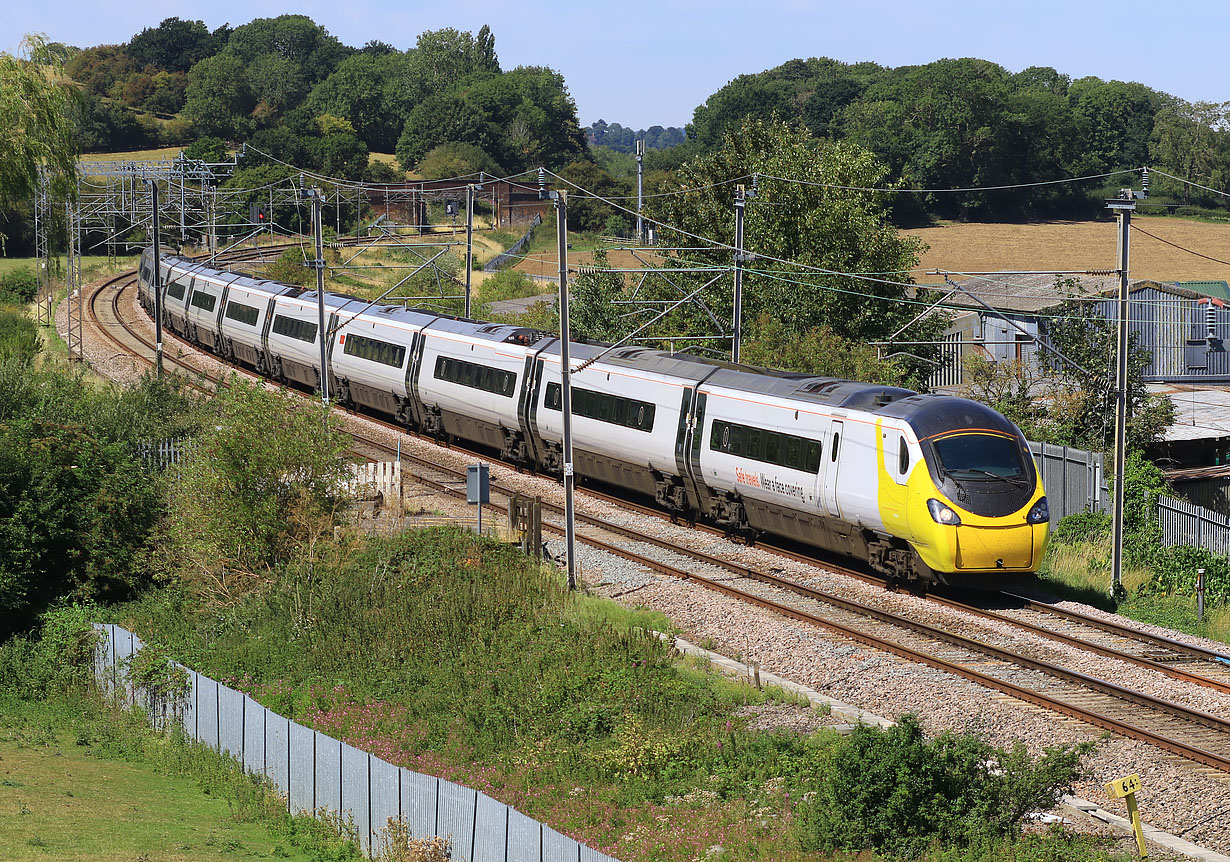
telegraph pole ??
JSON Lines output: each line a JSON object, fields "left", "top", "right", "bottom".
{"left": 149, "top": 179, "right": 163, "bottom": 377}
{"left": 464, "top": 182, "right": 474, "bottom": 318}
{"left": 1107, "top": 173, "right": 1146, "bottom": 599}
{"left": 732, "top": 185, "right": 746, "bottom": 364}
{"left": 309, "top": 188, "right": 330, "bottom": 410}
{"left": 552, "top": 190, "right": 577, "bottom": 591}
{"left": 636, "top": 139, "right": 645, "bottom": 241}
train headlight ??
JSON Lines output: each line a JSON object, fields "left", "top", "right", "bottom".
{"left": 927, "top": 498, "right": 962, "bottom": 526}
{"left": 1027, "top": 496, "right": 1049, "bottom": 525}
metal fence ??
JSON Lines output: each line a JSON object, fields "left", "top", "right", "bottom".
{"left": 1026, "top": 441, "right": 1107, "bottom": 523}
{"left": 1158, "top": 495, "right": 1230, "bottom": 556}
{"left": 137, "top": 438, "right": 192, "bottom": 470}
{"left": 94, "top": 624, "right": 621, "bottom": 862}
{"left": 484, "top": 214, "right": 543, "bottom": 273}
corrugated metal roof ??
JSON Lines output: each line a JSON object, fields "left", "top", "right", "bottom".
{"left": 1175, "top": 281, "right": 1230, "bottom": 302}
{"left": 1150, "top": 384, "right": 1230, "bottom": 442}
{"left": 941, "top": 272, "right": 1118, "bottom": 313}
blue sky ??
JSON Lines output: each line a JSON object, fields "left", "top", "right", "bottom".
{"left": 8, "top": 0, "right": 1228, "bottom": 130}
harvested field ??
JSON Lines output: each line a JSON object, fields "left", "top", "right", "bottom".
{"left": 907, "top": 216, "right": 1230, "bottom": 283}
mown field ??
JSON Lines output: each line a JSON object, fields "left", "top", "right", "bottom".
{"left": 906, "top": 216, "right": 1230, "bottom": 283}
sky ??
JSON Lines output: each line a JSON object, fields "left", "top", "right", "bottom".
{"left": 8, "top": 0, "right": 1230, "bottom": 131}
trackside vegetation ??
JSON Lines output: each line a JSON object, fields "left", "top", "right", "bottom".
{"left": 0, "top": 302, "right": 1164, "bottom": 861}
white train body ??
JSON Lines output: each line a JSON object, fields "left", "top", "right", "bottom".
{"left": 138, "top": 249, "right": 1049, "bottom": 586}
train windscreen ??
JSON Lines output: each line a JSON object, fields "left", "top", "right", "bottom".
{"left": 932, "top": 434, "right": 1025, "bottom": 480}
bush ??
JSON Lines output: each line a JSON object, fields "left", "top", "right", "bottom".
{"left": 1138, "top": 544, "right": 1230, "bottom": 605}
{"left": 263, "top": 249, "right": 312, "bottom": 286}
{"left": 0, "top": 603, "right": 100, "bottom": 699}
{"left": 795, "top": 715, "right": 1095, "bottom": 859}
{"left": 479, "top": 269, "right": 543, "bottom": 303}
{"left": 0, "top": 266, "right": 38, "bottom": 303}
{"left": 1049, "top": 511, "right": 1111, "bottom": 545}
{"left": 0, "top": 308, "right": 40, "bottom": 364}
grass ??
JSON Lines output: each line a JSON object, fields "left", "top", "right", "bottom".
{"left": 0, "top": 694, "right": 362, "bottom": 862}
{"left": 104, "top": 526, "right": 1141, "bottom": 862}
{"left": 1038, "top": 538, "right": 1230, "bottom": 644}
{"left": 905, "top": 216, "right": 1230, "bottom": 283}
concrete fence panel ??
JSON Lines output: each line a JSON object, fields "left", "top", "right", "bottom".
{"left": 473, "top": 791, "right": 509, "bottom": 862}
{"left": 265, "top": 711, "right": 291, "bottom": 795}
{"left": 507, "top": 808, "right": 542, "bottom": 862}
{"left": 218, "top": 685, "right": 245, "bottom": 761}
{"left": 370, "top": 757, "right": 401, "bottom": 854}
{"left": 197, "top": 674, "right": 220, "bottom": 750}
{"left": 402, "top": 769, "right": 438, "bottom": 840}
{"left": 180, "top": 669, "right": 199, "bottom": 739}
{"left": 543, "top": 824, "right": 580, "bottom": 862}
{"left": 316, "top": 733, "right": 343, "bottom": 816}
{"left": 288, "top": 721, "right": 315, "bottom": 814}
{"left": 438, "top": 779, "right": 478, "bottom": 861}
{"left": 341, "top": 743, "right": 371, "bottom": 854}
{"left": 242, "top": 696, "right": 266, "bottom": 776}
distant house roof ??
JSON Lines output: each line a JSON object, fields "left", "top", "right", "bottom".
{"left": 1175, "top": 281, "right": 1230, "bottom": 302}
{"left": 939, "top": 272, "right": 1118, "bottom": 315}
{"left": 941, "top": 273, "right": 1226, "bottom": 317}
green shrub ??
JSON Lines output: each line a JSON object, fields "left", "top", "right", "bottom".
{"left": 1049, "top": 511, "right": 1111, "bottom": 545}
{"left": 0, "top": 266, "right": 38, "bottom": 303}
{"left": 480, "top": 269, "right": 543, "bottom": 303}
{"left": 0, "top": 603, "right": 100, "bottom": 699}
{"left": 1137, "top": 544, "right": 1230, "bottom": 605}
{"left": 0, "top": 308, "right": 40, "bottom": 364}
{"left": 795, "top": 715, "right": 1095, "bottom": 859}
{"left": 263, "top": 250, "right": 311, "bottom": 285}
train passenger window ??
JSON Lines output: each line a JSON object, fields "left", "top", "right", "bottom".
{"left": 898, "top": 436, "right": 910, "bottom": 475}
{"left": 225, "top": 302, "right": 259, "bottom": 327}
{"left": 166, "top": 280, "right": 186, "bottom": 300}
{"left": 545, "top": 381, "right": 561, "bottom": 410}
{"left": 784, "top": 436, "right": 800, "bottom": 468}
{"left": 190, "top": 291, "right": 217, "bottom": 312}
{"left": 543, "top": 383, "right": 655, "bottom": 432}
{"left": 806, "top": 442, "right": 822, "bottom": 472}
{"left": 765, "top": 433, "right": 781, "bottom": 464}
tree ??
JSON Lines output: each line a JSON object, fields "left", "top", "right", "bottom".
{"left": 306, "top": 51, "right": 406, "bottom": 152}
{"left": 183, "top": 53, "right": 253, "bottom": 139}
{"left": 126, "top": 17, "right": 219, "bottom": 73}
{"left": 741, "top": 317, "right": 915, "bottom": 387}
{"left": 416, "top": 142, "right": 504, "bottom": 180}
{"left": 395, "top": 93, "right": 504, "bottom": 172}
{"left": 0, "top": 34, "right": 81, "bottom": 209}
{"left": 628, "top": 117, "right": 942, "bottom": 366}
{"left": 222, "top": 14, "right": 352, "bottom": 87}
{"left": 1150, "top": 99, "right": 1227, "bottom": 203}
{"left": 408, "top": 27, "right": 500, "bottom": 93}
{"left": 159, "top": 379, "right": 350, "bottom": 598}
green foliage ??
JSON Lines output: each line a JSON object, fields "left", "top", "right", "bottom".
{"left": 157, "top": 380, "right": 350, "bottom": 594}
{"left": 183, "top": 135, "right": 227, "bottom": 162}
{"left": 0, "top": 603, "right": 100, "bottom": 698}
{"left": 183, "top": 53, "right": 253, "bottom": 140}
{"left": 263, "top": 249, "right": 312, "bottom": 285}
{"left": 569, "top": 248, "right": 625, "bottom": 342}
{"left": 0, "top": 35, "right": 81, "bottom": 209}
{"left": 795, "top": 715, "right": 1096, "bottom": 859}
{"left": 479, "top": 269, "right": 543, "bottom": 303}
{"left": 0, "top": 308, "right": 39, "bottom": 364}
{"left": 613, "top": 117, "right": 944, "bottom": 364}
{"left": 1049, "top": 511, "right": 1111, "bottom": 546}
{"left": 416, "top": 142, "right": 504, "bottom": 180}
{"left": 0, "top": 265, "right": 37, "bottom": 303}
{"left": 741, "top": 316, "right": 917, "bottom": 387}
{"left": 1139, "top": 544, "right": 1230, "bottom": 605}
{"left": 126, "top": 17, "right": 221, "bottom": 73}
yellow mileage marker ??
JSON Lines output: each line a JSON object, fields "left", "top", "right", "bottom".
{"left": 1104, "top": 773, "right": 1147, "bottom": 858}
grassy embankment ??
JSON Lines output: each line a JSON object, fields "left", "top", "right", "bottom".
{"left": 0, "top": 694, "right": 363, "bottom": 861}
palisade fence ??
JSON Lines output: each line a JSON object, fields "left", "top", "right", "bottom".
{"left": 484, "top": 214, "right": 543, "bottom": 273}
{"left": 1158, "top": 495, "right": 1230, "bottom": 556}
{"left": 1026, "top": 441, "right": 1108, "bottom": 523}
{"left": 93, "top": 623, "right": 620, "bottom": 862}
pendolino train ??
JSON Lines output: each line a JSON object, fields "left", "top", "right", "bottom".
{"left": 138, "top": 248, "right": 1049, "bottom": 588}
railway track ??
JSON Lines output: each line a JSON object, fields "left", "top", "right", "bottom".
{"left": 87, "top": 254, "right": 1230, "bottom": 779}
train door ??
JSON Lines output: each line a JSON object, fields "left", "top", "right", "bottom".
{"left": 822, "top": 420, "right": 843, "bottom": 518}
{"left": 673, "top": 387, "right": 709, "bottom": 515}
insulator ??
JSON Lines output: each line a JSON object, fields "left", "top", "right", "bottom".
{"left": 1142, "top": 166, "right": 1150, "bottom": 192}
{"left": 1208, "top": 303, "right": 1218, "bottom": 337}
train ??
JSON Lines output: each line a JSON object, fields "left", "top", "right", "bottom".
{"left": 138, "top": 247, "right": 1049, "bottom": 588}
